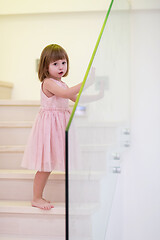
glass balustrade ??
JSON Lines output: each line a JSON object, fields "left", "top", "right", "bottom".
{"left": 66, "top": 0, "right": 131, "bottom": 239}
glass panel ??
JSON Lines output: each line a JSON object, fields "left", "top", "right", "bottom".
{"left": 66, "top": 0, "right": 131, "bottom": 239}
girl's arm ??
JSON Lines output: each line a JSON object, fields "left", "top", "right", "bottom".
{"left": 43, "top": 79, "right": 82, "bottom": 99}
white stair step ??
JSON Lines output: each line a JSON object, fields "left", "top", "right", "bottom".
{"left": 0, "top": 123, "right": 32, "bottom": 145}
{"left": 0, "top": 169, "right": 65, "bottom": 180}
{"left": 0, "top": 170, "right": 65, "bottom": 202}
{"left": 69, "top": 203, "right": 99, "bottom": 239}
{"left": 76, "top": 125, "right": 118, "bottom": 145}
{"left": 0, "top": 237, "right": 91, "bottom": 240}
{"left": 0, "top": 100, "right": 73, "bottom": 122}
{"left": 0, "top": 235, "right": 65, "bottom": 240}
{"left": 0, "top": 201, "right": 97, "bottom": 239}
{"left": 0, "top": 200, "right": 65, "bottom": 238}
{"left": 80, "top": 144, "right": 111, "bottom": 171}
{"left": 0, "top": 169, "right": 101, "bottom": 203}
{"left": 0, "top": 144, "right": 112, "bottom": 171}
{"left": 0, "top": 122, "right": 33, "bottom": 128}
{"left": 0, "top": 146, "right": 24, "bottom": 169}
{"left": 0, "top": 200, "right": 64, "bottom": 215}
{"left": 0, "top": 100, "right": 40, "bottom": 122}
{"left": 0, "top": 201, "right": 98, "bottom": 215}
{"left": 0, "top": 121, "right": 120, "bottom": 146}
{"left": 0, "top": 145, "right": 24, "bottom": 153}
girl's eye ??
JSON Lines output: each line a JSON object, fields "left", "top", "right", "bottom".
{"left": 62, "top": 61, "right": 66, "bottom": 65}
{"left": 53, "top": 63, "right": 57, "bottom": 66}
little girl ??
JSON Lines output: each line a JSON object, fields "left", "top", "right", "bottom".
{"left": 21, "top": 44, "right": 81, "bottom": 210}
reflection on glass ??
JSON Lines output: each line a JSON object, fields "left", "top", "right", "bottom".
{"left": 66, "top": 0, "right": 131, "bottom": 239}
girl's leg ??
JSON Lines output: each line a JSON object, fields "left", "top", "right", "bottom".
{"left": 31, "top": 171, "right": 54, "bottom": 210}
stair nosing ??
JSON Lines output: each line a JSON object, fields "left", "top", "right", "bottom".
{"left": 0, "top": 200, "right": 65, "bottom": 215}
{"left": 0, "top": 145, "right": 25, "bottom": 153}
{"left": 0, "top": 121, "right": 33, "bottom": 128}
{"left": 0, "top": 169, "right": 65, "bottom": 180}
{"left": 0, "top": 169, "right": 105, "bottom": 180}
{"left": 0, "top": 200, "right": 99, "bottom": 216}
{"left": 0, "top": 100, "right": 40, "bottom": 106}
{"left": 0, "top": 144, "right": 112, "bottom": 153}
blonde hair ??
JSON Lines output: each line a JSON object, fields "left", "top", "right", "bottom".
{"left": 38, "top": 44, "right": 69, "bottom": 82}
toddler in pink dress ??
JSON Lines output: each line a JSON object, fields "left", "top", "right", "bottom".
{"left": 21, "top": 44, "right": 82, "bottom": 210}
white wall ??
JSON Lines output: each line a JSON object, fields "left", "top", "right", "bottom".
{"left": 0, "top": 0, "right": 111, "bottom": 15}
{"left": 123, "top": 10, "right": 160, "bottom": 240}
{"left": 106, "top": 9, "right": 160, "bottom": 240}
{"left": 0, "top": 11, "right": 106, "bottom": 100}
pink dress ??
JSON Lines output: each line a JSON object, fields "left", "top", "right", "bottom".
{"left": 21, "top": 79, "right": 71, "bottom": 172}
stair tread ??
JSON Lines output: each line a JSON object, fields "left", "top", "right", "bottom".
{"left": 0, "top": 200, "right": 64, "bottom": 215}
{"left": 0, "top": 99, "right": 73, "bottom": 107}
{"left": 0, "top": 144, "right": 111, "bottom": 153}
{"left": 0, "top": 145, "right": 25, "bottom": 152}
{"left": 0, "top": 200, "right": 99, "bottom": 216}
{"left": 0, "top": 169, "right": 65, "bottom": 180}
{"left": 0, "top": 235, "right": 65, "bottom": 240}
{"left": 0, "top": 121, "right": 33, "bottom": 128}
{"left": 0, "top": 169, "right": 105, "bottom": 181}
{"left": 0, "top": 100, "right": 40, "bottom": 106}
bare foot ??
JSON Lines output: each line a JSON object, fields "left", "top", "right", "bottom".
{"left": 42, "top": 198, "right": 50, "bottom": 203}
{"left": 31, "top": 198, "right": 54, "bottom": 210}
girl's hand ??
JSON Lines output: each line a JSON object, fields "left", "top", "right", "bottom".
{"left": 69, "top": 95, "right": 77, "bottom": 102}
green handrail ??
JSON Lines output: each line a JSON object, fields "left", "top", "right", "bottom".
{"left": 66, "top": 0, "right": 114, "bottom": 131}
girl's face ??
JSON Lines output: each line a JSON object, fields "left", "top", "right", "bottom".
{"left": 48, "top": 59, "right": 67, "bottom": 80}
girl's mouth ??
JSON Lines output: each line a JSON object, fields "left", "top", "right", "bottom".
{"left": 59, "top": 71, "right": 63, "bottom": 75}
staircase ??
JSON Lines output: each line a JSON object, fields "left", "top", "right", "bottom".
{"left": 0, "top": 100, "right": 124, "bottom": 240}
{"left": 0, "top": 100, "right": 65, "bottom": 240}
